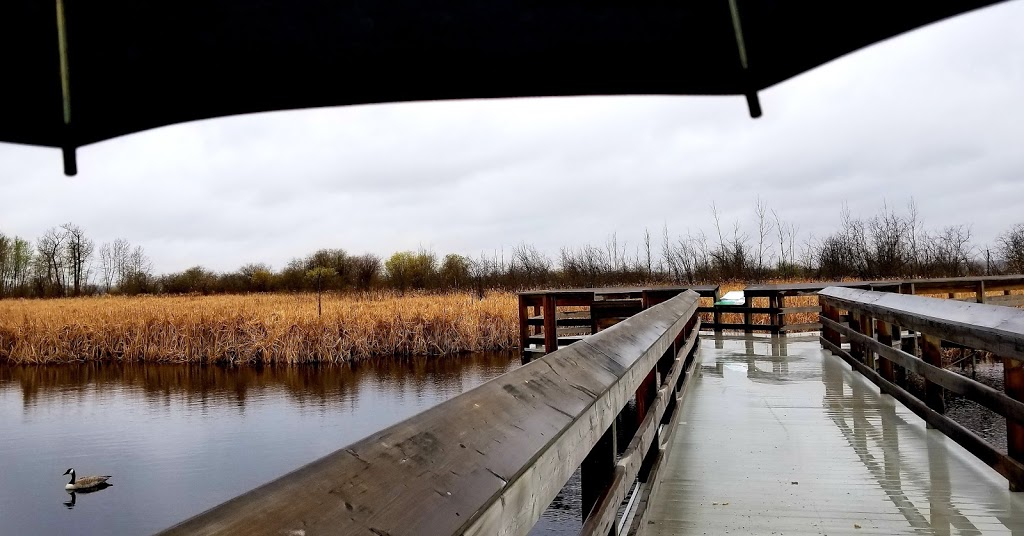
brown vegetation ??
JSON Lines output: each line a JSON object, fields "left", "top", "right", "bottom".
{"left": 0, "top": 292, "right": 517, "bottom": 364}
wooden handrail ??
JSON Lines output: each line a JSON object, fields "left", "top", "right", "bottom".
{"left": 819, "top": 287, "right": 1024, "bottom": 358}
{"left": 160, "top": 292, "right": 702, "bottom": 536}
{"left": 818, "top": 287, "right": 1024, "bottom": 490}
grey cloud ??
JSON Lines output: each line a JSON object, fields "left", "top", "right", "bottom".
{"left": 1, "top": 1, "right": 1022, "bottom": 273}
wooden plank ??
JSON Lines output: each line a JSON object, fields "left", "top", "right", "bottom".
{"left": 701, "top": 323, "right": 779, "bottom": 332}
{"left": 992, "top": 294, "right": 1024, "bottom": 307}
{"left": 818, "top": 287, "right": 1024, "bottom": 359}
{"left": 779, "top": 322, "right": 822, "bottom": 332}
{"left": 708, "top": 306, "right": 779, "bottom": 314}
{"left": 780, "top": 305, "right": 822, "bottom": 314}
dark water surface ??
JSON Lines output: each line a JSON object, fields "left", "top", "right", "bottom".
{"left": 0, "top": 352, "right": 581, "bottom": 535}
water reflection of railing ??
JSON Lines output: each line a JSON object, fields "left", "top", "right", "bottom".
{"left": 821, "top": 354, "right": 985, "bottom": 533}
{"left": 820, "top": 287, "right": 1024, "bottom": 491}
{"left": 0, "top": 352, "right": 517, "bottom": 409}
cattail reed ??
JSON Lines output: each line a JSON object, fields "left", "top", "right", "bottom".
{"left": 0, "top": 292, "right": 518, "bottom": 364}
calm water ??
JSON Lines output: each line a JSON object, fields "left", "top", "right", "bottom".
{"left": 0, "top": 353, "right": 582, "bottom": 535}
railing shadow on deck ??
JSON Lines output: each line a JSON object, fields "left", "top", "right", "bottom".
{"left": 819, "top": 287, "right": 1024, "bottom": 492}
{"left": 158, "top": 292, "right": 703, "bottom": 536}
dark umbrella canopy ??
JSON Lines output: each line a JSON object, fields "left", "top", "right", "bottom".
{"left": 0, "top": 0, "right": 1008, "bottom": 175}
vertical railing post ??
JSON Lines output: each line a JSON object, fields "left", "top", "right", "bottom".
{"left": 848, "top": 308, "right": 864, "bottom": 363}
{"left": 857, "top": 313, "right": 875, "bottom": 370}
{"left": 976, "top": 281, "right": 987, "bottom": 304}
{"left": 876, "top": 320, "right": 895, "bottom": 384}
{"left": 778, "top": 294, "right": 787, "bottom": 333}
{"left": 518, "top": 295, "right": 530, "bottom": 355}
{"left": 713, "top": 287, "right": 722, "bottom": 334}
{"left": 902, "top": 283, "right": 919, "bottom": 358}
{"left": 769, "top": 293, "right": 779, "bottom": 332}
{"left": 581, "top": 421, "right": 616, "bottom": 521}
{"left": 818, "top": 295, "right": 830, "bottom": 347}
{"left": 1004, "top": 357, "right": 1024, "bottom": 491}
{"left": 743, "top": 298, "right": 753, "bottom": 333}
{"left": 543, "top": 295, "right": 557, "bottom": 354}
{"left": 819, "top": 296, "right": 840, "bottom": 349}
{"left": 636, "top": 365, "right": 658, "bottom": 484}
{"left": 921, "top": 334, "right": 946, "bottom": 418}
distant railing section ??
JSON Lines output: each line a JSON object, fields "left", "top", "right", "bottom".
{"left": 518, "top": 286, "right": 717, "bottom": 357}
{"left": 519, "top": 276, "right": 1024, "bottom": 344}
{"left": 160, "top": 292, "right": 703, "bottom": 536}
{"left": 818, "top": 287, "right": 1024, "bottom": 491}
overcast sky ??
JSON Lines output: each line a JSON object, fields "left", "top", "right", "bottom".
{"left": 2, "top": 2, "right": 1023, "bottom": 274}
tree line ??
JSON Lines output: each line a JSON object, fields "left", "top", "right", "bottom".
{"left": 2, "top": 201, "right": 1023, "bottom": 299}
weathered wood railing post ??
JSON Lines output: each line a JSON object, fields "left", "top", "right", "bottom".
{"left": 743, "top": 301, "right": 753, "bottom": 333}
{"left": 818, "top": 296, "right": 840, "bottom": 349}
{"left": 713, "top": 287, "right": 722, "bottom": 334}
{"left": 920, "top": 334, "right": 946, "bottom": 417}
{"left": 581, "top": 421, "right": 616, "bottom": 525}
{"left": 768, "top": 294, "right": 779, "bottom": 330}
{"left": 848, "top": 308, "right": 864, "bottom": 363}
{"left": 857, "top": 312, "right": 875, "bottom": 371}
{"left": 518, "top": 295, "right": 530, "bottom": 354}
{"left": 1007, "top": 357, "right": 1024, "bottom": 492}
{"left": 543, "top": 294, "right": 557, "bottom": 354}
{"left": 876, "top": 320, "right": 896, "bottom": 384}
{"left": 977, "top": 281, "right": 987, "bottom": 304}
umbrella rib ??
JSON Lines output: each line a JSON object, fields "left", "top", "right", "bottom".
{"left": 727, "top": 0, "right": 762, "bottom": 118}
{"left": 55, "top": 0, "right": 77, "bottom": 175}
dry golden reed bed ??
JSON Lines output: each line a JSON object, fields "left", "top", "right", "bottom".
{"left": 0, "top": 292, "right": 517, "bottom": 364}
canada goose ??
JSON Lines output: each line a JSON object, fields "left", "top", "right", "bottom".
{"left": 63, "top": 468, "right": 112, "bottom": 491}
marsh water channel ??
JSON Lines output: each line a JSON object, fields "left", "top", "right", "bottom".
{"left": 0, "top": 352, "right": 582, "bottom": 535}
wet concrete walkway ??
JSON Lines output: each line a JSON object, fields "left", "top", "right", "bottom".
{"left": 642, "top": 335, "right": 1024, "bottom": 535}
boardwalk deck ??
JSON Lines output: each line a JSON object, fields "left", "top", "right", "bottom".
{"left": 642, "top": 335, "right": 1024, "bottom": 535}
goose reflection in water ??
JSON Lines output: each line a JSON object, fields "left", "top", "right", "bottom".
{"left": 62, "top": 483, "right": 112, "bottom": 510}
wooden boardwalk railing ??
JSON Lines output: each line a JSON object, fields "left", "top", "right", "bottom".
{"left": 518, "top": 286, "right": 717, "bottom": 357}
{"left": 818, "top": 287, "right": 1024, "bottom": 491}
{"left": 159, "top": 292, "right": 702, "bottom": 536}
{"left": 519, "top": 276, "right": 1024, "bottom": 342}
{"left": 743, "top": 274, "right": 1024, "bottom": 334}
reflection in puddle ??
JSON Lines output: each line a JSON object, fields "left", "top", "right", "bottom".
{"left": 673, "top": 334, "right": 1024, "bottom": 534}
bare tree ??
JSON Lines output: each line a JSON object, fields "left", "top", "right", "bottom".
{"left": 998, "top": 223, "right": 1024, "bottom": 273}
{"left": 753, "top": 198, "right": 773, "bottom": 280}
{"left": 36, "top": 227, "right": 67, "bottom": 296}
{"left": 772, "top": 209, "right": 799, "bottom": 271}
{"left": 643, "top": 228, "right": 653, "bottom": 278}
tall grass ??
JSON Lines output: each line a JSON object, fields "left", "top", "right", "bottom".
{"left": 0, "top": 292, "right": 517, "bottom": 364}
